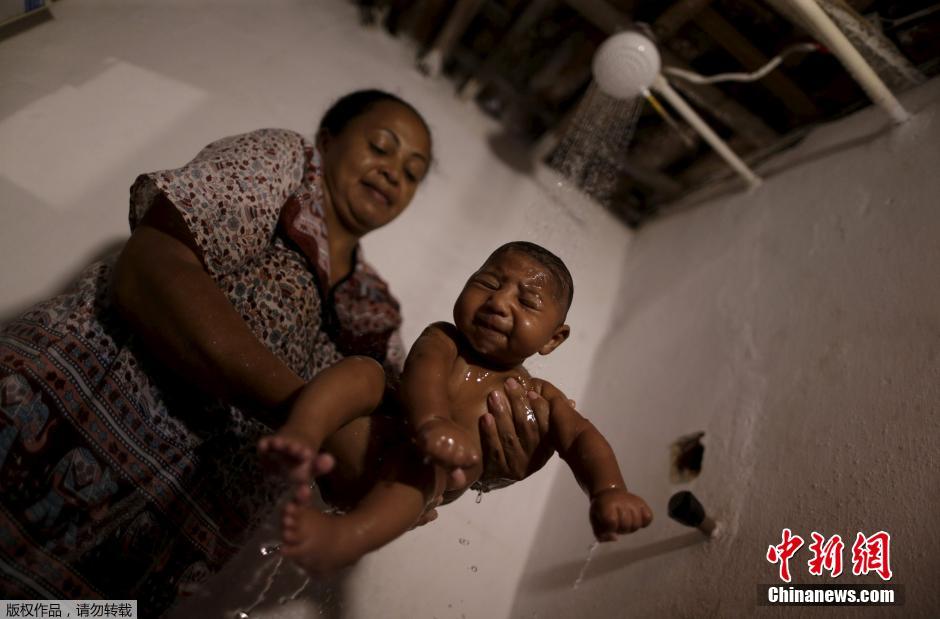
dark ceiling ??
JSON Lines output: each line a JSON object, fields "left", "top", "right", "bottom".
{"left": 356, "top": 0, "right": 939, "bottom": 226}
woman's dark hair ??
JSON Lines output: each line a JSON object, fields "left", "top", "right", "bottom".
{"left": 318, "top": 89, "right": 431, "bottom": 150}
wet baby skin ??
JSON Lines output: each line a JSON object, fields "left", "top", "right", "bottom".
{"left": 260, "top": 246, "right": 653, "bottom": 575}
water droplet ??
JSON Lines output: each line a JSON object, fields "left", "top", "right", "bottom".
{"left": 469, "top": 565, "right": 478, "bottom": 572}
{"left": 259, "top": 543, "right": 281, "bottom": 556}
{"left": 286, "top": 577, "right": 311, "bottom": 602}
{"left": 459, "top": 538, "right": 470, "bottom": 546}
{"left": 242, "top": 555, "right": 284, "bottom": 615}
{"left": 572, "top": 541, "right": 599, "bottom": 589}
{"left": 546, "top": 83, "right": 644, "bottom": 207}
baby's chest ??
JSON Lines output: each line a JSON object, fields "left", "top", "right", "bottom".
{"left": 445, "top": 365, "right": 537, "bottom": 427}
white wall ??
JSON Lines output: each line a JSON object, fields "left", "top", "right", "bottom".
{"left": 8, "top": 4, "right": 937, "bottom": 618}
{"left": 0, "top": 2, "right": 629, "bottom": 618}
{"left": 511, "top": 79, "right": 940, "bottom": 617}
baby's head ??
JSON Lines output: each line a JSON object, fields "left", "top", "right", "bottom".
{"left": 453, "top": 242, "right": 573, "bottom": 368}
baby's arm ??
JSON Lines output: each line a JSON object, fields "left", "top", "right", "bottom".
{"left": 540, "top": 381, "right": 653, "bottom": 541}
{"left": 400, "top": 323, "right": 479, "bottom": 471}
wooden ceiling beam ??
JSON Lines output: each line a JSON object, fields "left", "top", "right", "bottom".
{"left": 767, "top": 0, "right": 924, "bottom": 90}
{"left": 674, "top": 133, "right": 755, "bottom": 188}
{"left": 461, "top": 0, "right": 562, "bottom": 97}
{"left": 657, "top": 48, "right": 779, "bottom": 147}
{"left": 693, "top": 6, "right": 821, "bottom": 120}
{"left": 562, "top": 0, "right": 633, "bottom": 32}
{"left": 653, "top": 0, "right": 715, "bottom": 41}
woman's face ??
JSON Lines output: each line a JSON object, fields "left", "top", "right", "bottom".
{"left": 319, "top": 100, "right": 431, "bottom": 237}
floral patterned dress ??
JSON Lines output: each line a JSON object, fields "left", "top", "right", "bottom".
{"left": 0, "top": 129, "right": 404, "bottom": 615}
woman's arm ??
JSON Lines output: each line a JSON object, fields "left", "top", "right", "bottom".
{"left": 112, "top": 194, "right": 303, "bottom": 424}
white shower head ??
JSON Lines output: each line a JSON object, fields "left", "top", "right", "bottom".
{"left": 591, "top": 30, "right": 761, "bottom": 188}
{"left": 592, "top": 31, "right": 661, "bottom": 100}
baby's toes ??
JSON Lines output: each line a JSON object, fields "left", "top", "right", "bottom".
{"left": 258, "top": 436, "right": 275, "bottom": 454}
{"left": 287, "top": 441, "right": 310, "bottom": 458}
{"left": 293, "top": 483, "right": 313, "bottom": 505}
{"left": 312, "top": 452, "right": 335, "bottom": 476}
{"left": 282, "top": 507, "right": 301, "bottom": 540}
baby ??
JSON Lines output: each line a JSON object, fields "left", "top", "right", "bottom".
{"left": 259, "top": 241, "right": 652, "bottom": 574}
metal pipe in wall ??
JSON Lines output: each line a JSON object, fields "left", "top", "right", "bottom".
{"left": 787, "top": 0, "right": 910, "bottom": 124}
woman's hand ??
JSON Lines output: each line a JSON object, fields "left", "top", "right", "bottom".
{"left": 478, "top": 378, "right": 557, "bottom": 482}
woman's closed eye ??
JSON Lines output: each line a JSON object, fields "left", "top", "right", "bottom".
{"left": 369, "top": 142, "right": 388, "bottom": 155}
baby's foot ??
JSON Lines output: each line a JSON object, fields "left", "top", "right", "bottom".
{"left": 258, "top": 433, "right": 320, "bottom": 484}
{"left": 280, "top": 493, "right": 362, "bottom": 576}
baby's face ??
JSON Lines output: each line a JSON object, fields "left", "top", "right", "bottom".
{"left": 453, "top": 250, "right": 569, "bottom": 367}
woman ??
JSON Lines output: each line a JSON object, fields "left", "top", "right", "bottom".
{"left": 0, "top": 90, "right": 549, "bottom": 613}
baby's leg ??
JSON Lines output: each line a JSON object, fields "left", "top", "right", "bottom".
{"left": 258, "top": 356, "right": 385, "bottom": 484}
{"left": 280, "top": 443, "right": 445, "bottom": 576}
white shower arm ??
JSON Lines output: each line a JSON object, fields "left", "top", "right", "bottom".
{"left": 651, "top": 74, "right": 762, "bottom": 189}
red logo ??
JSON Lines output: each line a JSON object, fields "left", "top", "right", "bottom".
{"left": 807, "top": 532, "right": 844, "bottom": 577}
{"left": 767, "top": 528, "right": 804, "bottom": 583}
{"left": 767, "top": 530, "right": 892, "bottom": 582}
{"left": 851, "top": 531, "right": 893, "bottom": 581}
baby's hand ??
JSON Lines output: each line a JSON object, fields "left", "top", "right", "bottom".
{"left": 415, "top": 417, "right": 480, "bottom": 470}
{"left": 589, "top": 488, "right": 653, "bottom": 542}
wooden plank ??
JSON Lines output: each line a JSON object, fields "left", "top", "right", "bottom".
{"left": 418, "top": 0, "right": 487, "bottom": 77}
{"left": 462, "top": 0, "right": 561, "bottom": 92}
{"left": 659, "top": 48, "right": 779, "bottom": 147}
{"left": 653, "top": 0, "right": 715, "bottom": 41}
{"left": 562, "top": 0, "right": 632, "bottom": 32}
{"left": 694, "top": 6, "right": 821, "bottom": 120}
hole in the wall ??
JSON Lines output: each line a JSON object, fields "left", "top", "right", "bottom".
{"left": 670, "top": 432, "right": 704, "bottom": 483}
